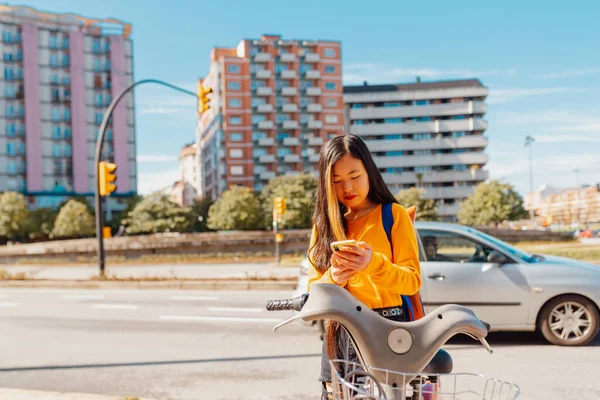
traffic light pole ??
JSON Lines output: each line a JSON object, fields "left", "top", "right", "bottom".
{"left": 273, "top": 217, "right": 280, "bottom": 265}
{"left": 94, "top": 79, "right": 198, "bottom": 276}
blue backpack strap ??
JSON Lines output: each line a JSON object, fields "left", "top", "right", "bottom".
{"left": 381, "top": 203, "right": 422, "bottom": 321}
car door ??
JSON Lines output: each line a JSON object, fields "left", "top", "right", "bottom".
{"left": 416, "top": 228, "right": 530, "bottom": 328}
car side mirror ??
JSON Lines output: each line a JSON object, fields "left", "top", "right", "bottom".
{"left": 487, "top": 250, "right": 508, "bottom": 265}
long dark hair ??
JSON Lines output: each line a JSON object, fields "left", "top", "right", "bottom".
{"left": 307, "top": 134, "right": 398, "bottom": 359}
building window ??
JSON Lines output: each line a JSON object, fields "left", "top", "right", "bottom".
{"left": 323, "top": 48, "right": 336, "bottom": 58}
{"left": 5, "top": 105, "right": 14, "bottom": 118}
{"left": 276, "top": 148, "right": 291, "bottom": 157}
{"left": 4, "top": 84, "right": 15, "bottom": 98}
{"left": 94, "top": 59, "right": 103, "bottom": 72}
{"left": 95, "top": 112, "right": 103, "bottom": 125}
{"left": 4, "top": 67, "right": 14, "bottom": 80}
{"left": 252, "top": 132, "right": 267, "bottom": 140}
{"left": 228, "top": 98, "right": 242, "bottom": 108}
{"left": 415, "top": 100, "right": 429, "bottom": 106}
{"left": 325, "top": 98, "right": 337, "bottom": 108}
{"left": 64, "top": 144, "right": 72, "bottom": 157}
{"left": 50, "top": 74, "right": 59, "bottom": 84}
{"left": 92, "top": 39, "right": 102, "bottom": 53}
{"left": 62, "top": 37, "right": 69, "bottom": 49}
{"left": 49, "top": 35, "right": 58, "bottom": 49}
{"left": 325, "top": 114, "right": 338, "bottom": 124}
{"left": 230, "top": 166, "right": 244, "bottom": 175}
{"left": 229, "top": 116, "right": 242, "bottom": 125}
{"left": 64, "top": 109, "right": 71, "bottom": 121}
{"left": 277, "top": 133, "right": 290, "bottom": 140}
{"left": 416, "top": 117, "right": 431, "bottom": 122}
{"left": 7, "top": 161, "right": 17, "bottom": 175}
{"left": 229, "top": 132, "right": 243, "bottom": 141}
{"left": 253, "top": 148, "right": 267, "bottom": 157}
{"left": 52, "top": 144, "right": 62, "bottom": 157}
{"left": 386, "top": 151, "right": 403, "bottom": 156}
{"left": 325, "top": 82, "right": 336, "bottom": 91}
{"left": 251, "top": 98, "right": 266, "bottom": 106}
{"left": 51, "top": 108, "right": 61, "bottom": 122}
{"left": 6, "top": 124, "right": 15, "bottom": 137}
{"left": 276, "top": 114, "right": 290, "bottom": 123}
{"left": 324, "top": 65, "right": 336, "bottom": 73}
{"left": 454, "top": 115, "right": 466, "bottom": 120}
{"left": 227, "top": 64, "right": 240, "bottom": 73}
{"left": 49, "top": 53, "right": 58, "bottom": 67}
{"left": 52, "top": 126, "right": 61, "bottom": 139}
{"left": 414, "top": 133, "right": 432, "bottom": 140}
{"left": 227, "top": 81, "right": 241, "bottom": 90}
{"left": 95, "top": 94, "right": 103, "bottom": 107}
{"left": 64, "top": 127, "right": 71, "bottom": 139}
{"left": 414, "top": 150, "right": 433, "bottom": 156}
{"left": 229, "top": 149, "right": 243, "bottom": 158}
{"left": 105, "top": 59, "right": 111, "bottom": 71}
{"left": 252, "top": 115, "right": 266, "bottom": 124}
{"left": 452, "top": 131, "right": 466, "bottom": 138}
{"left": 63, "top": 76, "right": 70, "bottom": 86}
{"left": 2, "top": 31, "right": 12, "bottom": 43}
{"left": 415, "top": 166, "right": 432, "bottom": 172}
{"left": 385, "top": 118, "right": 403, "bottom": 124}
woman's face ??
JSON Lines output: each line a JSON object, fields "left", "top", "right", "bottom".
{"left": 331, "top": 153, "right": 371, "bottom": 210}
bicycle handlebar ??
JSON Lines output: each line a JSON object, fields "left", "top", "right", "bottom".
{"left": 265, "top": 293, "right": 308, "bottom": 312}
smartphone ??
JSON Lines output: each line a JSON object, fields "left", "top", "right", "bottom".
{"left": 330, "top": 240, "right": 359, "bottom": 252}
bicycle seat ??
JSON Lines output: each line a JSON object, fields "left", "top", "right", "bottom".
{"left": 421, "top": 348, "right": 453, "bottom": 374}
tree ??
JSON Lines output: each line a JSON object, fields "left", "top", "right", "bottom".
{"left": 207, "top": 186, "right": 264, "bottom": 231}
{"left": 458, "top": 180, "right": 528, "bottom": 227}
{"left": 26, "top": 208, "right": 58, "bottom": 240}
{"left": 0, "top": 191, "right": 30, "bottom": 240}
{"left": 123, "top": 194, "right": 192, "bottom": 235}
{"left": 106, "top": 194, "right": 142, "bottom": 233}
{"left": 395, "top": 187, "right": 439, "bottom": 221}
{"left": 260, "top": 173, "right": 318, "bottom": 229}
{"left": 190, "top": 197, "right": 214, "bottom": 232}
{"left": 51, "top": 199, "right": 95, "bottom": 239}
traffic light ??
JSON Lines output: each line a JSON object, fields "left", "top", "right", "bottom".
{"left": 197, "top": 84, "right": 213, "bottom": 115}
{"left": 273, "top": 196, "right": 286, "bottom": 222}
{"left": 99, "top": 161, "right": 117, "bottom": 196}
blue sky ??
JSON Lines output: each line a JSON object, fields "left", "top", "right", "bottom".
{"left": 18, "top": 0, "right": 600, "bottom": 196}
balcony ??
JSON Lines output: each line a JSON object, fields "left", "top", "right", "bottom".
{"left": 256, "top": 103, "right": 274, "bottom": 113}
{"left": 255, "top": 70, "right": 272, "bottom": 79}
{"left": 257, "top": 120, "right": 274, "bottom": 129}
{"left": 280, "top": 53, "right": 296, "bottom": 62}
{"left": 305, "top": 53, "right": 320, "bottom": 62}
{"left": 305, "top": 87, "right": 322, "bottom": 96}
{"left": 348, "top": 101, "right": 488, "bottom": 120}
{"left": 258, "top": 154, "right": 275, "bottom": 163}
{"left": 256, "top": 87, "right": 273, "bottom": 96}
{"left": 305, "top": 70, "right": 321, "bottom": 79}
{"left": 254, "top": 52, "right": 271, "bottom": 62}
{"left": 281, "top": 87, "right": 297, "bottom": 96}
{"left": 283, "top": 154, "right": 301, "bottom": 163}
{"left": 308, "top": 154, "right": 320, "bottom": 162}
{"left": 307, "top": 136, "right": 324, "bottom": 146}
{"left": 364, "top": 135, "right": 489, "bottom": 152}
{"left": 282, "top": 137, "right": 300, "bottom": 146}
{"left": 307, "top": 120, "right": 323, "bottom": 129}
{"left": 372, "top": 153, "right": 489, "bottom": 169}
{"left": 280, "top": 70, "right": 297, "bottom": 79}
{"left": 306, "top": 103, "right": 322, "bottom": 113}
{"left": 380, "top": 169, "right": 489, "bottom": 185}
{"left": 350, "top": 119, "right": 487, "bottom": 136}
{"left": 257, "top": 137, "right": 274, "bottom": 146}
{"left": 281, "top": 103, "right": 299, "bottom": 112}
{"left": 259, "top": 171, "right": 276, "bottom": 180}
{"left": 282, "top": 120, "right": 299, "bottom": 130}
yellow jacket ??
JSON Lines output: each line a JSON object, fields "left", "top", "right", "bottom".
{"left": 307, "top": 203, "right": 421, "bottom": 309}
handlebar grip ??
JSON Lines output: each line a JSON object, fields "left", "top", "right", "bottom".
{"left": 266, "top": 293, "right": 308, "bottom": 312}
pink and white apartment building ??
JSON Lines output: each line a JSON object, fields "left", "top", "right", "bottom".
{"left": 196, "top": 34, "right": 344, "bottom": 200}
{"left": 0, "top": 5, "right": 136, "bottom": 213}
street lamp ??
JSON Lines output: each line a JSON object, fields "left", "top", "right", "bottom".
{"left": 524, "top": 135, "right": 535, "bottom": 223}
{"left": 95, "top": 79, "right": 199, "bottom": 276}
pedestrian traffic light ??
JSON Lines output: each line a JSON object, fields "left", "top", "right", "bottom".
{"left": 99, "top": 161, "right": 117, "bottom": 196}
{"left": 197, "top": 84, "right": 213, "bottom": 114}
{"left": 274, "top": 196, "right": 286, "bottom": 220}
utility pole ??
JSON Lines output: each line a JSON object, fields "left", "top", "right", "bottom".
{"left": 524, "top": 136, "right": 535, "bottom": 224}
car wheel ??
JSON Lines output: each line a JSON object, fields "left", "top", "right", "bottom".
{"left": 538, "top": 295, "right": 599, "bottom": 346}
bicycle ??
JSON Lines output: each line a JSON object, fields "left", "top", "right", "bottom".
{"left": 266, "top": 283, "right": 520, "bottom": 400}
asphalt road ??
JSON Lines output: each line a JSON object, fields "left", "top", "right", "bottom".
{"left": 0, "top": 288, "right": 598, "bottom": 400}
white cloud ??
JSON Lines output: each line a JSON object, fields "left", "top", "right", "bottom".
{"left": 136, "top": 82, "right": 197, "bottom": 115}
{"left": 486, "top": 87, "right": 585, "bottom": 104}
{"left": 342, "top": 64, "right": 516, "bottom": 85}
{"left": 534, "top": 67, "right": 599, "bottom": 79}
{"left": 137, "top": 155, "right": 178, "bottom": 163}
{"left": 137, "top": 168, "right": 181, "bottom": 195}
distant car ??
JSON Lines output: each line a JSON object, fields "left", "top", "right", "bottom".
{"left": 295, "top": 222, "right": 600, "bottom": 346}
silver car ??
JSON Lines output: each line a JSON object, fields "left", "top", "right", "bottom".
{"left": 295, "top": 222, "right": 600, "bottom": 346}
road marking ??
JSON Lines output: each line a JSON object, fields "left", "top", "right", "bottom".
{"left": 159, "top": 315, "right": 281, "bottom": 323}
{"left": 208, "top": 307, "right": 264, "bottom": 313}
{"left": 171, "top": 295, "right": 219, "bottom": 301}
{"left": 91, "top": 304, "right": 139, "bottom": 310}
{"left": 63, "top": 294, "right": 105, "bottom": 300}
{"left": 0, "top": 302, "right": 19, "bottom": 307}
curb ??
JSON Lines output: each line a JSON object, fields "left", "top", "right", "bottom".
{"left": 0, "top": 387, "right": 151, "bottom": 399}
{"left": 0, "top": 279, "right": 297, "bottom": 291}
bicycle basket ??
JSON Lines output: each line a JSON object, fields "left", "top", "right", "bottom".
{"left": 329, "top": 360, "right": 520, "bottom": 400}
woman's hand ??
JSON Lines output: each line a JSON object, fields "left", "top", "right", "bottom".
{"left": 332, "top": 242, "right": 373, "bottom": 273}
{"left": 329, "top": 253, "right": 357, "bottom": 286}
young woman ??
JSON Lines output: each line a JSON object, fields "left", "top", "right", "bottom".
{"left": 306, "top": 134, "right": 421, "bottom": 399}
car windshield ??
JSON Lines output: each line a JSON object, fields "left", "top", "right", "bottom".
{"left": 466, "top": 227, "right": 534, "bottom": 262}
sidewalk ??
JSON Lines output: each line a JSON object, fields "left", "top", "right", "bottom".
{"left": 0, "top": 388, "right": 151, "bottom": 400}
{"left": 0, "top": 262, "right": 300, "bottom": 291}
